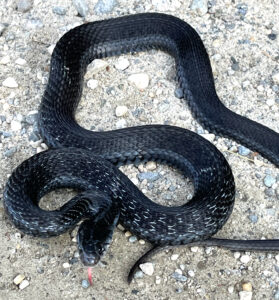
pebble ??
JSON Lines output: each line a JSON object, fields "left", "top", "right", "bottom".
{"left": 0, "top": 56, "right": 10, "bottom": 64}
{"left": 239, "top": 291, "right": 252, "bottom": 300}
{"left": 139, "top": 239, "right": 145, "bottom": 245}
{"left": 81, "top": 279, "right": 90, "bottom": 288}
{"left": 274, "top": 289, "right": 279, "bottom": 300}
{"left": 124, "top": 231, "right": 132, "bottom": 237}
{"left": 139, "top": 263, "right": 154, "bottom": 276}
{"left": 90, "top": 59, "right": 108, "bottom": 74}
{"left": 72, "top": 0, "right": 89, "bottom": 17}
{"left": 264, "top": 175, "right": 276, "bottom": 188}
{"left": 129, "top": 236, "right": 137, "bottom": 243}
{"left": 128, "top": 73, "right": 149, "bottom": 90}
{"left": 275, "top": 254, "right": 279, "bottom": 262}
{"left": 4, "top": 147, "right": 17, "bottom": 157}
{"left": 242, "top": 282, "right": 252, "bottom": 292}
{"left": 234, "top": 252, "right": 241, "bottom": 259}
{"left": 13, "top": 274, "right": 25, "bottom": 285}
{"left": 116, "top": 119, "right": 127, "bottom": 129}
{"left": 155, "top": 276, "right": 161, "bottom": 284}
{"left": 268, "top": 33, "right": 277, "bottom": 40}
{"left": 191, "top": 246, "right": 199, "bottom": 252}
{"left": 11, "top": 120, "right": 22, "bottom": 131}
{"left": 146, "top": 161, "right": 157, "bottom": 171}
{"left": 171, "top": 271, "right": 187, "bottom": 282}
{"left": 0, "top": 23, "right": 8, "bottom": 36}
{"left": 115, "top": 106, "right": 128, "bottom": 117}
{"left": 87, "top": 79, "right": 98, "bottom": 90}
{"left": 273, "top": 73, "right": 279, "bottom": 84}
{"left": 134, "top": 270, "right": 144, "bottom": 279}
{"left": 2, "top": 77, "right": 18, "bottom": 88}
{"left": 240, "top": 254, "right": 250, "bottom": 264}
{"left": 94, "top": 0, "right": 117, "bottom": 15}
{"left": 138, "top": 172, "right": 160, "bottom": 183}
{"left": 201, "top": 133, "right": 215, "bottom": 142}
{"left": 238, "top": 146, "right": 250, "bottom": 156}
{"left": 171, "top": 254, "right": 179, "bottom": 261}
{"left": 16, "top": 0, "right": 32, "bottom": 12}
{"left": 15, "top": 58, "right": 26, "bottom": 65}
{"left": 52, "top": 6, "right": 67, "bottom": 15}
{"left": 249, "top": 214, "right": 258, "bottom": 223}
{"left": 62, "top": 262, "right": 70, "bottom": 268}
{"left": 19, "top": 279, "right": 30, "bottom": 289}
{"left": 188, "top": 270, "right": 195, "bottom": 277}
{"left": 115, "top": 58, "right": 130, "bottom": 71}
{"left": 190, "top": 0, "right": 208, "bottom": 16}
{"left": 174, "top": 88, "right": 184, "bottom": 99}
{"left": 117, "top": 224, "right": 125, "bottom": 231}
{"left": 228, "top": 286, "right": 234, "bottom": 293}
{"left": 47, "top": 45, "right": 55, "bottom": 55}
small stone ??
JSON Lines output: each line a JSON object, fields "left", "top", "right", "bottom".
{"left": 267, "top": 99, "right": 275, "bottom": 106}
{"left": 201, "top": 133, "right": 215, "bottom": 142}
{"left": 138, "top": 239, "right": 145, "bottom": 245}
{"left": 242, "top": 282, "right": 252, "bottom": 292}
{"left": 0, "top": 56, "right": 10, "bottom": 64}
{"left": 138, "top": 172, "right": 160, "bottom": 183}
{"left": 19, "top": 279, "right": 29, "bottom": 290}
{"left": 273, "top": 73, "right": 279, "bottom": 84}
{"left": 87, "top": 79, "right": 98, "bottom": 90}
{"left": 268, "top": 33, "right": 277, "bottom": 40}
{"left": 191, "top": 246, "right": 199, "bottom": 252}
{"left": 11, "top": 120, "right": 22, "bottom": 131}
{"left": 155, "top": 276, "right": 161, "bottom": 284}
{"left": 234, "top": 252, "right": 241, "bottom": 259}
{"left": 4, "top": 147, "right": 17, "bottom": 157}
{"left": 238, "top": 146, "right": 250, "bottom": 156}
{"left": 90, "top": 59, "right": 109, "bottom": 74}
{"left": 115, "top": 106, "right": 128, "bottom": 117}
{"left": 188, "top": 270, "right": 195, "bottom": 277}
{"left": 275, "top": 254, "right": 279, "bottom": 262}
{"left": 128, "top": 73, "right": 149, "bottom": 90}
{"left": 190, "top": 0, "right": 208, "bottom": 16}
{"left": 239, "top": 291, "right": 252, "bottom": 300}
{"left": 174, "top": 88, "right": 184, "bottom": 99}
{"left": 249, "top": 214, "right": 258, "bottom": 224}
{"left": 274, "top": 289, "right": 279, "bottom": 300}
{"left": 116, "top": 119, "right": 127, "bottom": 129}
{"left": 81, "top": 279, "right": 90, "bottom": 288}
{"left": 62, "top": 262, "right": 70, "bottom": 268}
{"left": 237, "top": 3, "right": 248, "bottom": 17}
{"left": 72, "top": 0, "right": 89, "bottom": 17}
{"left": 134, "top": 270, "right": 144, "bottom": 279}
{"left": 94, "top": 0, "right": 118, "bottom": 15}
{"left": 264, "top": 175, "right": 276, "bottom": 188}
{"left": 146, "top": 161, "right": 157, "bottom": 171}
{"left": 16, "top": 0, "right": 32, "bottom": 12}
{"left": 15, "top": 58, "right": 26, "bottom": 65}
{"left": 228, "top": 286, "right": 234, "bottom": 293}
{"left": 115, "top": 58, "right": 130, "bottom": 70}
{"left": 2, "top": 77, "right": 18, "bottom": 88}
{"left": 47, "top": 45, "right": 55, "bottom": 55}
{"left": 117, "top": 224, "right": 125, "bottom": 231}
{"left": 0, "top": 23, "right": 8, "bottom": 36}
{"left": 171, "top": 272, "right": 187, "bottom": 282}
{"left": 240, "top": 254, "right": 250, "bottom": 264}
{"left": 125, "top": 231, "right": 132, "bottom": 237}
{"left": 129, "top": 236, "right": 137, "bottom": 243}
{"left": 139, "top": 263, "right": 154, "bottom": 276}
{"left": 171, "top": 254, "right": 179, "bottom": 261}
{"left": 13, "top": 274, "right": 25, "bottom": 285}
{"left": 52, "top": 6, "right": 67, "bottom": 15}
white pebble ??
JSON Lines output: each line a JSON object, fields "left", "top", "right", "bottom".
{"left": 0, "top": 56, "right": 10, "bottom": 64}
{"left": 155, "top": 276, "right": 161, "bottom": 284}
{"left": 115, "top": 106, "right": 128, "bottom": 117}
{"left": 117, "top": 224, "right": 125, "bottom": 231}
{"left": 171, "top": 254, "right": 179, "bottom": 261}
{"left": 190, "top": 246, "right": 199, "bottom": 252}
{"left": 175, "top": 269, "right": 182, "bottom": 275}
{"left": 188, "top": 270, "right": 195, "bottom": 277}
{"left": 228, "top": 286, "right": 234, "bottom": 293}
{"left": 190, "top": 0, "right": 208, "bottom": 16}
{"left": 139, "top": 262, "right": 154, "bottom": 276}
{"left": 11, "top": 120, "right": 22, "bottom": 131}
{"left": 19, "top": 279, "right": 30, "bottom": 290}
{"left": 62, "top": 262, "right": 70, "bottom": 268}
{"left": 180, "top": 264, "right": 185, "bottom": 271}
{"left": 275, "top": 254, "right": 279, "bottom": 262}
{"left": 266, "top": 99, "right": 275, "bottom": 106}
{"left": 138, "top": 239, "right": 145, "bottom": 245}
{"left": 87, "top": 79, "right": 98, "bottom": 90}
{"left": 125, "top": 231, "right": 132, "bottom": 237}
{"left": 201, "top": 133, "right": 215, "bottom": 142}
{"left": 47, "top": 44, "right": 55, "bottom": 55}
{"left": 115, "top": 58, "right": 130, "bottom": 70}
{"left": 240, "top": 254, "right": 250, "bottom": 264}
{"left": 116, "top": 119, "right": 127, "bottom": 129}
{"left": 13, "top": 274, "right": 25, "bottom": 285}
{"left": 130, "top": 177, "right": 139, "bottom": 185}
{"left": 15, "top": 58, "right": 26, "bottom": 65}
{"left": 234, "top": 252, "right": 241, "bottom": 259}
{"left": 128, "top": 73, "right": 149, "bottom": 90}
{"left": 272, "top": 73, "right": 279, "bottom": 84}
{"left": 146, "top": 161, "right": 157, "bottom": 171}
{"left": 2, "top": 77, "right": 18, "bottom": 88}
{"left": 239, "top": 291, "right": 252, "bottom": 300}
{"left": 90, "top": 59, "right": 108, "bottom": 74}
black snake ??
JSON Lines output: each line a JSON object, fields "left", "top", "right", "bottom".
{"left": 3, "top": 13, "right": 279, "bottom": 281}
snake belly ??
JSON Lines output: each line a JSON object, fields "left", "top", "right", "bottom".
{"left": 3, "top": 13, "right": 279, "bottom": 252}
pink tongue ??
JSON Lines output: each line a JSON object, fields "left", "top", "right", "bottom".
{"left": 88, "top": 267, "right": 93, "bottom": 286}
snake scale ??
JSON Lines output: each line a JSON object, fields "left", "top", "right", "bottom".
{"left": 4, "top": 13, "right": 279, "bottom": 279}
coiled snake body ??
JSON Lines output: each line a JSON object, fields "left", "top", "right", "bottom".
{"left": 4, "top": 13, "right": 279, "bottom": 277}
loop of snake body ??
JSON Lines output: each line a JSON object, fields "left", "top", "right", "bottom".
{"left": 4, "top": 13, "right": 279, "bottom": 279}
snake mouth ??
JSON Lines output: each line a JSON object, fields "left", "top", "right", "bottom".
{"left": 79, "top": 251, "right": 100, "bottom": 267}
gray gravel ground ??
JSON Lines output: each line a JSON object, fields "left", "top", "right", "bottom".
{"left": 0, "top": 0, "right": 279, "bottom": 299}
